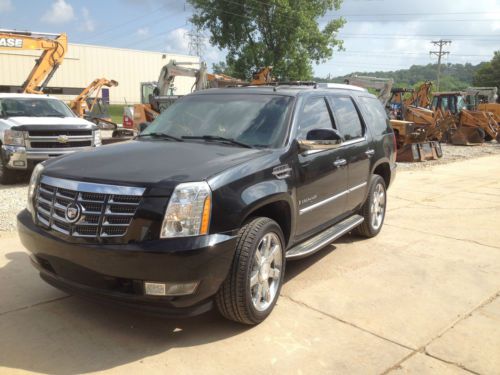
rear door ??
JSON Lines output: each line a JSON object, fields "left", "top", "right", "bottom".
{"left": 328, "top": 95, "right": 372, "bottom": 211}
{"left": 294, "top": 96, "right": 349, "bottom": 238}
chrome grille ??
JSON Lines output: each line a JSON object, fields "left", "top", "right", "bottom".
{"left": 35, "top": 176, "right": 145, "bottom": 239}
{"left": 25, "top": 128, "right": 94, "bottom": 151}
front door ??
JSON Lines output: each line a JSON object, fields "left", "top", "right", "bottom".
{"left": 294, "top": 96, "right": 349, "bottom": 238}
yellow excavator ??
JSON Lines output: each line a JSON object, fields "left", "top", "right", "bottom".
{"left": 0, "top": 29, "right": 67, "bottom": 94}
{"left": 69, "top": 78, "right": 118, "bottom": 123}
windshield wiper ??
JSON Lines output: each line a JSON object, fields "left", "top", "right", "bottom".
{"left": 182, "top": 135, "right": 253, "bottom": 149}
{"left": 137, "top": 132, "right": 184, "bottom": 142}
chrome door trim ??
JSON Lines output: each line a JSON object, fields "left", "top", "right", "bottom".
{"left": 299, "top": 181, "right": 367, "bottom": 215}
{"left": 40, "top": 175, "right": 146, "bottom": 196}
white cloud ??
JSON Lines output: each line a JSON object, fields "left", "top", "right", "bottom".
{"left": 0, "top": 0, "right": 13, "bottom": 12}
{"left": 164, "top": 27, "right": 190, "bottom": 54}
{"left": 136, "top": 27, "right": 149, "bottom": 36}
{"left": 41, "top": 0, "right": 75, "bottom": 25}
{"left": 315, "top": 0, "right": 500, "bottom": 76}
{"left": 80, "top": 7, "right": 95, "bottom": 32}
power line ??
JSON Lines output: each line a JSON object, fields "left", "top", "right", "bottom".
{"left": 430, "top": 39, "right": 452, "bottom": 91}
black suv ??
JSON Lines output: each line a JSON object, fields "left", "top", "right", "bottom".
{"left": 18, "top": 84, "right": 396, "bottom": 324}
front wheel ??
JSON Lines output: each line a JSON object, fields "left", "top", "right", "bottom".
{"left": 216, "top": 217, "right": 285, "bottom": 325}
{"left": 356, "top": 175, "right": 387, "bottom": 238}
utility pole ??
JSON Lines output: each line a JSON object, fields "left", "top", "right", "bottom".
{"left": 187, "top": 25, "right": 206, "bottom": 60}
{"left": 430, "top": 40, "right": 452, "bottom": 91}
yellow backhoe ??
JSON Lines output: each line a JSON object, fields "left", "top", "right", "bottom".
{"left": 345, "top": 76, "right": 443, "bottom": 162}
{"left": 0, "top": 29, "right": 67, "bottom": 94}
{"left": 431, "top": 92, "right": 499, "bottom": 144}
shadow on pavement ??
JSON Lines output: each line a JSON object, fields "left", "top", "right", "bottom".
{"left": 0, "top": 251, "right": 249, "bottom": 374}
{"left": 0, "top": 232, "right": 364, "bottom": 374}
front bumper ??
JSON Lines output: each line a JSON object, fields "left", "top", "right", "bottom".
{"left": 17, "top": 210, "right": 237, "bottom": 316}
{"left": 1, "top": 145, "right": 95, "bottom": 170}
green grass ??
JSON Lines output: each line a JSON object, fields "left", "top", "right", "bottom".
{"left": 109, "top": 105, "right": 125, "bottom": 124}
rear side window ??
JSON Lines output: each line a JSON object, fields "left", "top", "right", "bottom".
{"left": 358, "top": 96, "right": 390, "bottom": 134}
{"left": 297, "top": 97, "right": 333, "bottom": 139}
{"left": 329, "top": 96, "right": 363, "bottom": 141}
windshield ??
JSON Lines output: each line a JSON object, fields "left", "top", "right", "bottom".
{"left": 142, "top": 94, "right": 293, "bottom": 148}
{"left": 0, "top": 98, "right": 75, "bottom": 118}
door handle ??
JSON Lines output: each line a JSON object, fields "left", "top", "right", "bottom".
{"left": 333, "top": 159, "right": 347, "bottom": 167}
{"left": 365, "top": 149, "right": 375, "bottom": 158}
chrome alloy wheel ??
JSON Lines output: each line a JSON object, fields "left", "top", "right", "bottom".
{"left": 371, "top": 182, "right": 386, "bottom": 230}
{"left": 250, "top": 232, "right": 283, "bottom": 312}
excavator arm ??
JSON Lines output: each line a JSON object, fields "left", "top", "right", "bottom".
{"left": 0, "top": 30, "right": 67, "bottom": 94}
{"left": 69, "top": 78, "right": 118, "bottom": 117}
{"left": 343, "top": 75, "right": 394, "bottom": 106}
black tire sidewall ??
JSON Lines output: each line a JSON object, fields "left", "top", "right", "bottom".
{"left": 244, "top": 219, "right": 286, "bottom": 322}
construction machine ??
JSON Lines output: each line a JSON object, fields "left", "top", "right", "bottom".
{"left": 69, "top": 78, "right": 118, "bottom": 123}
{"left": 345, "top": 76, "right": 443, "bottom": 162}
{"left": 431, "top": 92, "right": 499, "bottom": 144}
{"left": 124, "top": 60, "right": 209, "bottom": 130}
{"left": 0, "top": 29, "right": 67, "bottom": 94}
{"left": 465, "top": 87, "right": 500, "bottom": 124}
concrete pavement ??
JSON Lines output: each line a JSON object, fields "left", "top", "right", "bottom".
{"left": 1, "top": 155, "right": 500, "bottom": 374}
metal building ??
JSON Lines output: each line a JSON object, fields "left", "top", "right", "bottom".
{"left": 0, "top": 42, "right": 200, "bottom": 104}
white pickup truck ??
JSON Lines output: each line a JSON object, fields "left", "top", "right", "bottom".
{"left": 0, "top": 93, "right": 102, "bottom": 184}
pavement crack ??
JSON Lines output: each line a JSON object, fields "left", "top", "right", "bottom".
{"left": 0, "top": 295, "right": 71, "bottom": 317}
{"left": 280, "top": 294, "right": 414, "bottom": 351}
{"left": 423, "top": 351, "right": 480, "bottom": 375}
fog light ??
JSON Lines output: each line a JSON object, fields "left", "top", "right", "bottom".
{"left": 13, "top": 160, "right": 26, "bottom": 167}
{"left": 144, "top": 281, "right": 199, "bottom": 296}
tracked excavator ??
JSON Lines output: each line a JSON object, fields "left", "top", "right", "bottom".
{"left": 69, "top": 78, "right": 118, "bottom": 123}
{"left": 345, "top": 76, "right": 443, "bottom": 162}
{"left": 0, "top": 29, "right": 67, "bottom": 94}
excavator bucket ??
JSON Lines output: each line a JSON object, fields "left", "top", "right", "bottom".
{"left": 449, "top": 127, "right": 485, "bottom": 145}
{"left": 397, "top": 141, "right": 443, "bottom": 162}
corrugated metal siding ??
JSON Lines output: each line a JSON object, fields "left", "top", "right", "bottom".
{"left": 0, "top": 43, "right": 200, "bottom": 104}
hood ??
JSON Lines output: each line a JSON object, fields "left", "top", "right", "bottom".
{"left": 43, "top": 139, "right": 270, "bottom": 190}
{"left": 4, "top": 116, "right": 94, "bottom": 130}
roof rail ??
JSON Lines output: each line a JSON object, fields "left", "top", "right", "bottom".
{"left": 317, "top": 83, "right": 367, "bottom": 92}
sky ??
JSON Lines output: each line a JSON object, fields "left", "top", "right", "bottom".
{"left": 0, "top": 0, "right": 499, "bottom": 77}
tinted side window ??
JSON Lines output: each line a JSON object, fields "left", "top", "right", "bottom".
{"left": 297, "top": 97, "right": 333, "bottom": 139}
{"left": 330, "top": 96, "right": 363, "bottom": 141}
{"left": 359, "top": 96, "right": 390, "bottom": 134}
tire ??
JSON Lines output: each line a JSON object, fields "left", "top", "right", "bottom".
{"left": 216, "top": 217, "right": 285, "bottom": 325}
{"left": 0, "top": 154, "right": 18, "bottom": 185}
{"left": 355, "top": 175, "right": 387, "bottom": 238}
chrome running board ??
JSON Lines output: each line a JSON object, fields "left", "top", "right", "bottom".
{"left": 286, "top": 214, "right": 364, "bottom": 260}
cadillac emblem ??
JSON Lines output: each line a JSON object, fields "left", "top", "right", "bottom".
{"left": 65, "top": 203, "right": 82, "bottom": 223}
{"left": 57, "top": 135, "right": 69, "bottom": 144}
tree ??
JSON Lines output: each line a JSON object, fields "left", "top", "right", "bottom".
{"left": 188, "top": 0, "right": 345, "bottom": 80}
{"left": 473, "top": 51, "right": 500, "bottom": 89}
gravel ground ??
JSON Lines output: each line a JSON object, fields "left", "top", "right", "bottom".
{"left": 397, "top": 141, "right": 500, "bottom": 170}
{"left": 1, "top": 141, "right": 500, "bottom": 232}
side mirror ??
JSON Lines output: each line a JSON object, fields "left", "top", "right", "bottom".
{"left": 138, "top": 122, "right": 150, "bottom": 132}
{"left": 298, "top": 128, "right": 343, "bottom": 152}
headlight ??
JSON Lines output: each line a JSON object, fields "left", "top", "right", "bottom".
{"left": 27, "top": 163, "right": 44, "bottom": 217}
{"left": 4, "top": 130, "right": 25, "bottom": 146}
{"left": 94, "top": 129, "right": 102, "bottom": 146}
{"left": 160, "top": 181, "right": 212, "bottom": 238}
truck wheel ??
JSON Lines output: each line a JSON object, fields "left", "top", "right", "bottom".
{"left": 0, "top": 155, "right": 18, "bottom": 185}
{"left": 216, "top": 217, "right": 285, "bottom": 325}
{"left": 356, "top": 175, "right": 387, "bottom": 238}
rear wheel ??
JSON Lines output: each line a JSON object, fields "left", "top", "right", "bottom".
{"left": 356, "top": 175, "right": 387, "bottom": 238}
{"left": 216, "top": 217, "right": 285, "bottom": 325}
